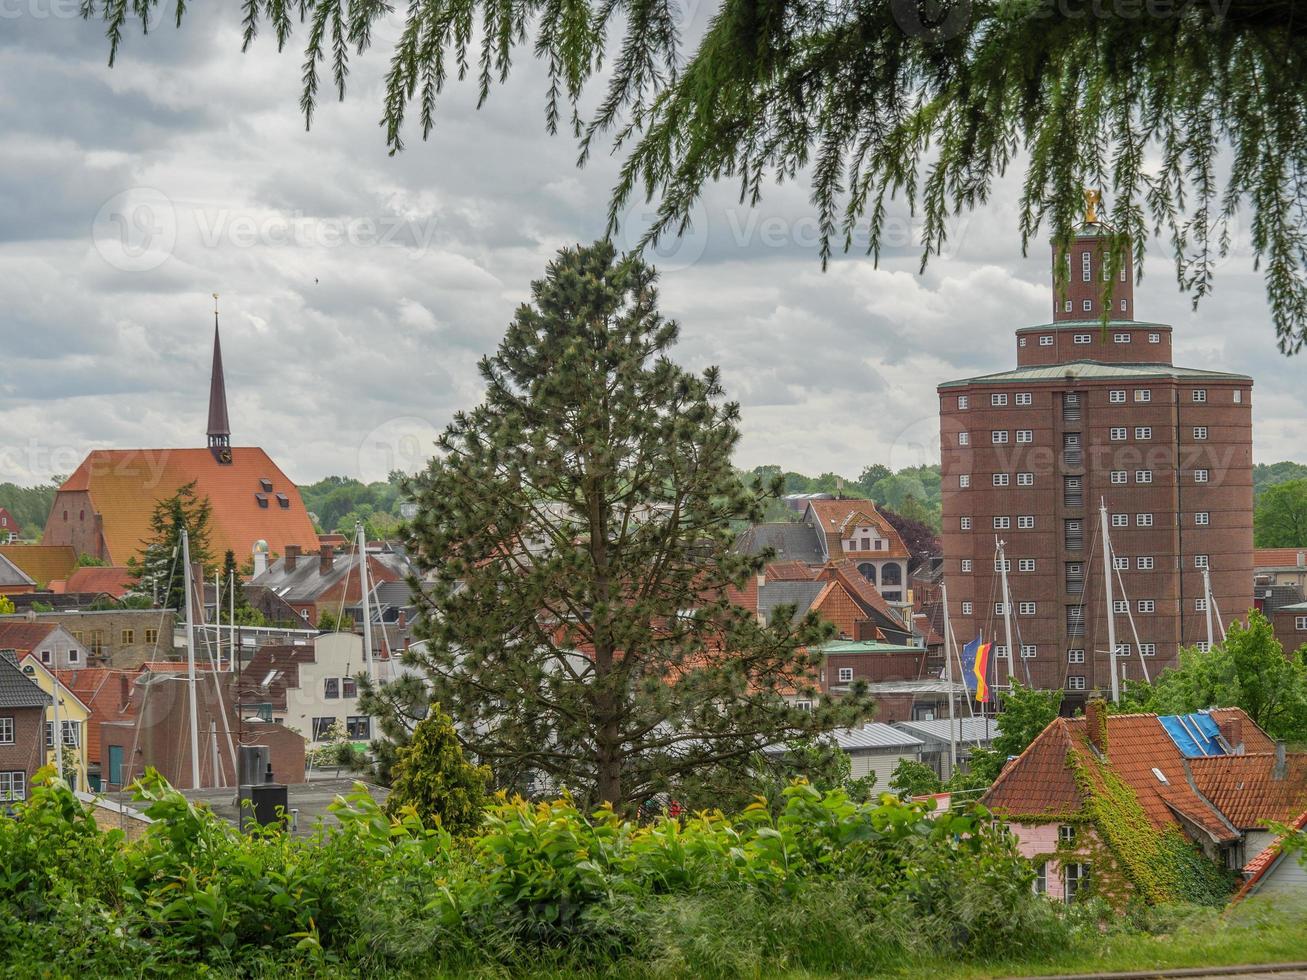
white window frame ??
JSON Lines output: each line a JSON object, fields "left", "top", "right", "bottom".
{"left": 1148, "top": 332, "right": 1160, "bottom": 343}
{"left": 1196, "top": 598, "right": 1209, "bottom": 612}
{"left": 1017, "top": 515, "right": 1035, "bottom": 529}
{"left": 1016, "top": 429, "right": 1033, "bottom": 443}
{"left": 1135, "top": 389, "right": 1151, "bottom": 403}
{"left": 993, "top": 473, "right": 1009, "bottom": 487}
{"left": 1195, "top": 554, "right": 1209, "bottom": 569}
{"left": 837, "top": 667, "right": 854, "bottom": 683}
{"left": 1138, "top": 600, "right": 1155, "bottom": 614}
{"left": 1113, "top": 556, "right": 1129, "bottom": 570}
{"left": 959, "top": 474, "right": 971, "bottom": 488}
{"left": 0, "top": 717, "right": 12, "bottom": 744}
{"left": 992, "top": 393, "right": 1008, "bottom": 406}
{"left": 995, "top": 602, "right": 1008, "bottom": 616}
{"left": 1113, "top": 600, "right": 1128, "bottom": 614}
{"left": 1110, "top": 427, "right": 1127, "bottom": 441}
{"left": 1193, "top": 426, "right": 1208, "bottom": 440}
{"left": 1296, "top": 616, "right": 1307, "bottom": 631}
{"left": 1195, "top": 512, "right": 1210, "bottom": 526}
{"left": 1018, "top": 602, "right": 1036, "bottom": 616}
{"left": 961, "top": 559, "right": 972, "bottom": 573}
{"left": 1114, "top": 332, "right": 1131, "bottom": 343}
{"left": 1112, "top": 513, "right": 1128, "bottom": 528}
{"left": 1017, "top": 472, "right": 1034, "bottom": 486}
{"left": 1068, "top": 676, "right": 1086, "bottom": 691}
{"left": 1018, "top": 559, "right": 1036, "bottom": 572}
{"left": 1233, "top": 390, "right": 1243, "bottom": 404}
{"left": 1067, "top": 649, "right": 1085, "bottom": 664}
{"left": 960, "top": 517, "right": 972, "bottom": 530}
{"left": 1020, "top": 644, "right": 1037, "bottom": 659}
{"left": 1137, "top": 556, "right": 1155, "bottom": 570}
{"left": 994, "top": 516, "right": 1011, "bottom": 530}
{"left": 1039, "top": 335, "right": 1054, "bottom": 347}
{"left": 1016, "top": 392, "right": 1033, "bottom": 406}
{"left": 1193, "top": 389, "right": 1207, "bottom": 403}
{"left": 1136, "top": 470, "right": 1153, "bottom": 484}
{"left": 1195, "top": 469, "right": 1210, "bottom": 483}
{"left": 1136, "top": 513, "right": 1153, "bottom": 527}
{"left": 1081, "top": 252, "right": 1092, "bottom": 282}
{"left": 1109, "top": 389, "right": 1126, "bottom": 403}
{"left": 1135, "top": 426, "right": 1152, "bottom": 440}
{"left": 962, "top": 601, "right": 973, "bottom": 616}
{"left": 1074, "top": 333, "right": 1092, "bottom": 345}
{"left": 1141, "top": 643, "right": 1157, "bottom": 657}
{"left": 992, "top": 430, "right": 1009, "bottom": 444}
{"left": 958, "top": 395, "right": 969, "bottom": 410}
{"left": 1110, "top": 470, "right": 1127, "bottom": 485}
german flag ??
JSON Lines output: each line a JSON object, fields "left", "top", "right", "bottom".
{"left": 962, "top": 635, "right": 993, "bottom": 704}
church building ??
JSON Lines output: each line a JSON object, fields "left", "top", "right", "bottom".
{"left": 41, "top": 310, "right": 319, "bottom": 567}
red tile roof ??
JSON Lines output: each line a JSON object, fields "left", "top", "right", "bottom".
{"left": 62, "top": 566, "right": 135, "bottom": 598}
{"left": 1254, "top": 548, "right": 1307, "bottom": 569}
{"left": 981, "top": 717, "right": 1086, "bottom": 821}
{"left": 0, "top": 545, "right": 78, "bottom": 588}
{"left": 55, "top": 667, "right": 136, "bottom": 766}
{"left": 1189, "top": 753, "right": 1307, "bottom": 829}
{"left": 50, "top": 448, "right": 319, "bottom": 566}
{"left": 823, "top": 559, "right": 907, "bottom": 629}
{"left": 0, "top": 621, "right": 60, "bottom": 654}
{"left": 765, "top": 561, "right": 818, "bottom": 581}
{"left": 804, "top": 499, "right": 910, "bottom": 560}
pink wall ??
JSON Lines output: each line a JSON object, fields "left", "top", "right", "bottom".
{"left": 1009, "top": 821, "right": 1096, "bottom": 903}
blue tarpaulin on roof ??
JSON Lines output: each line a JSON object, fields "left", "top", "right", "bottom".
{"left": 1158, "top": 712, "right": 1227, "bottom": 757}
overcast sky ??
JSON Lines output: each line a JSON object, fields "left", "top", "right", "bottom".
{"left": 1, "top": 5, "right": 1302, "bottom": 487}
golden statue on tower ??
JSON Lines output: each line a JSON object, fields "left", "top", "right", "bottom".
{"left": 1084, "top": 188, "right": 1102, "bottom": 225}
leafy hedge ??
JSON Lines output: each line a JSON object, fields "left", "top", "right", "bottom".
{"left": 0, "top": 770, "right": 1083, "bottom": 976}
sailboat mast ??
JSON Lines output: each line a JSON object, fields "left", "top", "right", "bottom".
{"left": 358, "top": 523, "right": 374, "bottom": 680}
{"left": 941, "top": 581, "right": 958, "bottom": 776}
{"left": 1202, "top": 566, "right": 1215, "bottom": 649}
{"left": 997, "top": 538, "right": 1017, "bottom": 689}
{"left": 182, "top": 528, "right": 202, "bottom": 788}
{"left": 1099, "top": 500, "right": 1120, "bottom": 703}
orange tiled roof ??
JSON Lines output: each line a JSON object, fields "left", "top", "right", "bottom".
{"left": 805, "top": 498, "right": 910, "bottom": 559}
{"left": 765, "top": 561, "right": 819, "bottom": 581}
{"left": 63, "top": 566, "right": 135, "bottom": 598}
{"left": 0, "top": 545, "right": 78, "bottom": 587}
{"left": 1189, "top": 753, "right": 1307, "bottom": 829}
{"left": 51, "top": 448, "right": 319, "bottom": 566}
{"left": 981, "top": 717, "right": 1087, "bottom": 820}
{"left": 1254, "top": 548, "right": 1307, "bottom": 569}
{"left": 0, "top": 620, "right": 60, "bottom": 654}
{"left": 55, "top": 667, "right": 136, "bottom": 766}
{"left": 823, "top": 559, "right": 906, "bottom": 628}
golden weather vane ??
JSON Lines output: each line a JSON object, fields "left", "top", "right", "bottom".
{"left": 1083, "top": 188, "right": 1102, "bottom": 225}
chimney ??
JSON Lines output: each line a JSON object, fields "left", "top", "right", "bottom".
{"left": 284, "top": 545, "right": 300, "bottom": 572}
{"left": 1086, "top": 699, "right": 1108, "bottom": 754}
{"left": 1274, "top": 740, "right": 1287, "bottom": 781}
{"left": 120, "top": 672, "right": 132, "bottom": 707}
{"left": 1219, "top": 715, "right": 1244, "bottom": 754}
{"left": 252, "top": 544, "right": 268, "bottom": 578}
{"left": 319, "top": 544, "right": 334, "bottom": 576}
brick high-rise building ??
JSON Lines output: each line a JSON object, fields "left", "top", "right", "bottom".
{"left": 937, "top": 217, "right": 1254, "bottom": 710}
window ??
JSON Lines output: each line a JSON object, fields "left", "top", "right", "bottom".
{"left": 1196, "top": 641, "right": 1210, "bottom": 652}
{"left": 1136, "top": 470, "right": 1153, "bottom": 484}
{"left": 1018, "top": 602, "right": 1036, "bottom": 616}
{"left": 1068, "top": 649, "right": 1085, "bottom": 664}
{"left": 1111, "top": 471, "right": 1127, "bottom": 484}
{"left": 1040, "top": 335, "right": 1054, "bottom": 346}
{"left": 1148, "top": 332, "right": 1160, "bottom": 343}
{"left": 1138, "top": 600, "right": 1155, "bottom": 613}
{"left": 1062, "top": 301, "right": 1072, "bottom": 313}
{"left": 1073, "top": 333, "right": 1091, "bottom": 345}
{"left": 994, "top": 559, "right": 1011, "bottom": 572}
{"left": 1195, "top": 512, "right": 1210, "bottom": 526}
{"left": 275, "top": 493, "right": 290, "bottom": 509}
{"left": 958, "top": 432, "right": 970, "bottom": 446}
{"left": 1113, "top": 600, "right": 1128, "bottom": 614}
{"left": 1135, "top": 389, "right": 1151, "bottom": 403}
{"left": 1113, "top": 556, "right": 1129, "bottom": 570}
{"left": 1065, "top": 863, "right": 1092, "bottom": 903}
{"left": 959, "top": 474, "right": 970, "bottom": 488}
{"left": 1195, "top": 469, "right": 1210, "bottom": 483}
{"left": 993, "top": 473, "right": 1009, "bottom": 487}
{"left": 1195, "top": 554, "right": 1209, "bottom": 569}
{"left": 1016, "top": 392, "right": 1033, "bottom": 405}
{"left": 1035, "top": 862, "right": 1048, "bottom": 894}
{"left": 1019, "top": 559, "right": 1036, "bottom": 572}
{"left": 1296, "top": 616, "right": 1307, "bottom": 631}
{"left": 1142, "top": 643, "right": 1157, "bottom": 657}
{"left": 0, "top": 772, "right": 25, "bottom": 803}
{"left": 255, "top": 493, "right": 269, "bottom": 508}
{"left": 121, "top": 629, "right": 134, "bottom": 644}
{"left": 1068, "top": 676, "right": 1087, "bottom": 691}
{"left": 324, "top": 678, "right": 340, "bottom": 700}
{"left": 1110, "top": 427, "right": 1127, "bottom": 441}
{"left": 960, "top": 517, "right": 972, "bottom": 530}
{"left": 311, "top": 717, "right": 338, "bottom": 740}
{"left": 1082, "top": 299, "right": 1093, "bottom": 312}
{"left": 1109, "top": 389, "right": 1126, "bottom": 403}
{"left": 1193, "top": 388, "right": 1207, "bottom": 403}
{"left": 1059, "top": 825, "right": 1077, "bottom": 845}
{"left": 1018, "top": 472, "right": 1034, "bottom": 486}
{"left": 0, "top": 717, "right": 12, "bottom": 744}
{"left": 1233, "top": 389, "right": 1243, "bottom": 404}
{"left": 961, "top": 601, "right": 973, "bottom": 616}
{"left": 1195, "top": 598, "right": 1209, "bottom": 612}
{"left": 300, "top": 608, "right": 310, "bottom": 621}
{"left": 1018, "top": 516, "right": 1034, "bottom": 529}
{"left": 1193, "top": 426, "right": 1208, "bottom": 440}
{"left": 47, "top": 721, "right": 79, "bottom": 747}
{"left": 1016, "top": 429, "right": 1033, "bottom": 443}
{"left": 995, "top": 602, "right": 1008, "bottom": 616}
{"left": 40, "top": 650, "right": 51, "bottom": 665}
{"left": 342, "top": 677, "right": 358, "bottom": 698}
{"left": 992, "top": 430, "right": 1009, "bottom": 444}
{"left": 1136, "top": 513, "right": 1153, "bottom": 527}
{"left": 1020, "top": 644, "right": 1037, "bottom": 659}
{"left": 794, "top": 700, "right": 813, "bottom": 712}
{"left": 994, "top": 516, "right": 1010, "bottom": 529}
{"left": 992, "top": 393, "right": 1008, "bottom": 406}
{"left": 145, "top": 629, "right": 159, "bottom": 645}
{"left": 1135, "top": 426, "right": 1152, "bottom": 439}
{"left": 994, "top": 645, "right": 1009, "bottom": 660}
{"left": 838, "top": 667, "right": 854, "bottom": 683}
{"left": 1114, "top": 332, "right": 1131, "bottom": 343}
{"left": 961, "top": 559, "right": 972, "bottom": 573}
{"left": 68, "top": 649, "right": 79, "bottom": 664}
{"left": 1137, "top": 556, "right": 1155, "bottom": 570}
{"left": 1120, "top": 299, "right": 1127, "bottom": 312}
{"left": 958, "top": 396, "right": 969, "bottom": 410}
{"left": 1081, "top": 252, "right": 1091, "bottom": 281}
{"left": 346, "top": 716, "right": 371, "bottom": 740}
{"left": 1112, "top": 514, "right": 1128, "bottom": 528}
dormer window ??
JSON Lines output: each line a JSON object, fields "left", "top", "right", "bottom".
{"left": 259, "top": 478, "right": 274, "bottom": 493}
{"left": 255, "top": 493, "right": 269, "bottom": 508}
{"left": 275, "top": 493, "right": 290, "bottom": 509}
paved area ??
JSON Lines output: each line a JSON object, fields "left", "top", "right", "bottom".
{"left": 178, "top": 776, "right": 390, "bottom": 836}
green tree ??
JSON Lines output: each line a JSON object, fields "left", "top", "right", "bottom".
{"left": 889, "top": 758, "right": 943, "bottom": 799}
{"left": 83, "top": 0, "right": 1307, "bottom": 349}
{"left": 1115, "top": 612, "right": 1307, "bottom": 742}
{"left": 856, "top": 464, "right": 891, "bottom": 497}
{"left": 74, "top": 554, "right": 107, "bottom": 568}
{"left": 1255, "top": 479, "right": 1307, "bottom": 548}
{"left": 385, "top": 241, "right": 871, "bottom": 811}
{"left": 384, "top": 703, "right": 489, "bottom": 835}
{"left": 354, "top": 671, "right": 432, "bottom": 786}
{"left": 0, "top": 595, "right": 13, "bottom": 615}
{"left": 969, "top": 682, "right": 1063, "bottom": 784}
{"left": 125, "top": 482, "right": 214, "bottom": 612}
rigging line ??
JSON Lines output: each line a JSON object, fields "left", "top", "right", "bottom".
{"left": 946, "top": 615, "right": 982, "bottom": 739}
{"left": 1111, "top": 560, "right": 1151, "bottom": 685}
{"left": 149, "top": 546, "right": 181, "bottom": 662}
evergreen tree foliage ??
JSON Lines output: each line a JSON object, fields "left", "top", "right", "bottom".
{"left": 383, "top": 241, "right": 871, "bottom": 810}
{"left": 354, "top": 671, "right": 432, "bottom": 786}
{"left": 125, "top": 482, "right": 214, "bottom": 612}
{"left": 384, "top": 703, "right": 489, "bottom": 835}
{"left": 1254, "top": 479, "right": 1307, "bottom": 548}
{"left": 84, "top": 0, "right": 1307, "bottom": 350}
{"left": 1116, "top": 611, "right": 1307, "bottom": 741}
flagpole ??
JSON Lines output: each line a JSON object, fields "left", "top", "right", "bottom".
{"left": 941, "top": 581, "right": 958, "bottom": 778}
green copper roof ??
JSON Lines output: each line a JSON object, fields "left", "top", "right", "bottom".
{"left": 938, "top": 359, "right": 1252, "bottom": 389}
{"left": 1014, "top": 320, "right": 1170, "bottom": 334}
{"left": 819, "top": 640, "right": 923, "bottom": 655}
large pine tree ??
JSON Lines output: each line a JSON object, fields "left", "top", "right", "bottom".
{"left": 126, "top": 481, "right": 214, "bottom": 612}
{"left": 393, "top": 241, "right": 870, "bottom": 810}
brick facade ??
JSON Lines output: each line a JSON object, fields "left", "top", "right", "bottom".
{"left": 939, "top": 227, "right": 1254, "bottom": 708}
{"left": 0, "top": 706, "right": 46, "bottom": 803}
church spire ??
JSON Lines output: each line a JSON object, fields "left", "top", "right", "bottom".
{"left": 208, "top": 293, "right": 232, "bottom": 463}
